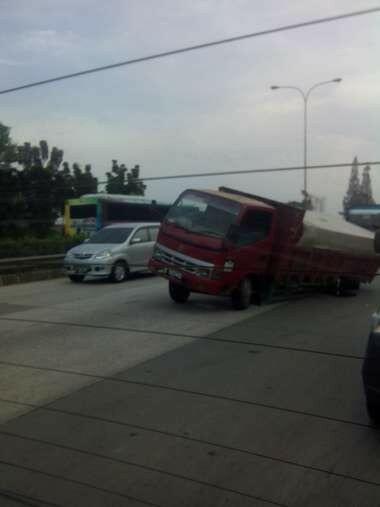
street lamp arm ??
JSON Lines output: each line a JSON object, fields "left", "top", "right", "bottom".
{"left": 269, "top": 77, "right": 341, "bottom": 203}
{"left": 305, "top": 78, "right": 342, "bottom": 100}
{"left": 270, "top": 85, "right": 306, "bottom": 100}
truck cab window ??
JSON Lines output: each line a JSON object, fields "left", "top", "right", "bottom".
{"left": 237, "top": 210, "right": 273, "bottom": 246}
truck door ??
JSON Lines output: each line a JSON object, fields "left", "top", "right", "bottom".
{"left": 233, "top": 209, "right": 274, "bottom": 275}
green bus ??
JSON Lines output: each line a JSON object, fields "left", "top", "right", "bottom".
{"left": 64, "top": 194, "right": 171, "bottom": 236}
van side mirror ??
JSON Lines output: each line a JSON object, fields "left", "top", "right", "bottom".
{"left": 374, "top": 230, "right": 380, "bottom": 253}
{"left": 131, "top": 237, "right": 142, "bottom": 245}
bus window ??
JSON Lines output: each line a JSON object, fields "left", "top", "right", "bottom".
{"left": 70, "top": 204, "right": 97, "bottom": 219}
{"left": 106, "top": 202, "right": 169, "bottom": 222}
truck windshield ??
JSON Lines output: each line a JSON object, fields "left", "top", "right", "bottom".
{"left": 166, "top": 191, "right": 240, "bottom": 238}
{"left": 87, "top": 227, "right": 133, "bottom": 244}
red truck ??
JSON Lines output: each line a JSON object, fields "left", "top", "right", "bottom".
{"left": 149, "top": 187, "right": 380, "bottom": 309}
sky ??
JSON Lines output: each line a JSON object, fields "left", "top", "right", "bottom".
{"left": 1, "top": 0, "right": 379, "bottom": 211}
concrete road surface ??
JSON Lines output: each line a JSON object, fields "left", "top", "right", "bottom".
{"left": 0, "top": 275, "right": 380, "bottom": 506}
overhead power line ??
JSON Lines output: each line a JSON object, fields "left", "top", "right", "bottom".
{"left": 0, "top": 6, "right": 380, "bottom": 96}
{"left": 0, "top": 161, "right": 378, "bottom": 199}
{"left": 120, "top": 161, "right": 380, "bottom": 184}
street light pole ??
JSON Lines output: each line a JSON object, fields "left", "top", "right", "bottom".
{"left": 270, "top": 78, "right": 342, "bottom": 204}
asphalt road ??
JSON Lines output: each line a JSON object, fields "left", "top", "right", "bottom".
{"left": 0, "top": 274, "right": 380, "bottom": 506}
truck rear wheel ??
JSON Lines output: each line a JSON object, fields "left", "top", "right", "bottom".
{"left": 169, "top": 281, "right": 190, "bottom": 303}
{"left": 231, "top": 278, "right": 252, "bottom": 310}
{"left": 337, "top": 277, "right": 360, "bottom": 296}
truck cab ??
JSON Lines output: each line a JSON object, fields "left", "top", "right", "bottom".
{"left": 149, "top": 188, "right": 277, "bottom": 309}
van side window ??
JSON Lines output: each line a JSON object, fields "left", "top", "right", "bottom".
{"left": 149, "top": 226, "right": 159, "bottom": 241}
{"left": 237, "top": 210, "right": 273, "bottom": 246}
{"left": 132, "top": 228, "right": 149, "bottom": 243}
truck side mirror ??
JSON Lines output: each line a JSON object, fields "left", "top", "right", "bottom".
{"left": 374, "top": 230, "right": 380, "bottom": 253}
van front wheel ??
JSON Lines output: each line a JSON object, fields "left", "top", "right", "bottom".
{"left": 169, "top": 281, "right": 190, "bottom": 303}
{"left": 69, "top": 275, "right": 84, "bottom": 283}
{"left": 232, "top": 278, "right": 252, "bottom": 310}
{"left": 110, "top": 261, "right": 128, "bottom": 283}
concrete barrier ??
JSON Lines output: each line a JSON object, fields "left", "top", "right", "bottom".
{"left": 0, "top": 254, "right": 65, "bottom": 286}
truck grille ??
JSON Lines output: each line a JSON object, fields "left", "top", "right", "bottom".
{"left": 154, "top": 244, "right": 214, "bottom": 274}
{"left": 163, "top": 253, "right": 197, "bottom": 272}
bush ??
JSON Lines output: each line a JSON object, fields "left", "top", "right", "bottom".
{"left": 0, "top": 234, "right": 86, "bottom": 259}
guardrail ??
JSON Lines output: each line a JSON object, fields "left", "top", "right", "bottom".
{"left": 0, "top": 254, "right": 65, "bottom": 286}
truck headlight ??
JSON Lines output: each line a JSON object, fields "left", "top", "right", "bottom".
{"left": 224, "top": 260, "right": 235, "bottom": 272}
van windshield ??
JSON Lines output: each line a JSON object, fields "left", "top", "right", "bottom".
{"left": 166, "top": 191, "right": 240, "bottom": 238}
{"left": 87, "top": 227, "right": 133, "bottom": 244}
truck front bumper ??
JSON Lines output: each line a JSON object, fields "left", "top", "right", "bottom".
{"left": 149, "top": 258, "right": 235, "bottom": 296}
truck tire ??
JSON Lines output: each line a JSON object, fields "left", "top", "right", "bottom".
{"left": 69, "top": 275, "right": 84, "bottom": 283}
{"left": 366, "top": 402, "right": 380, "bottom": 425}
{"left": 337, "top": 277, "right": 360, "bottom": 296}
{"left": 254, "top": 278, "right": 274, "bottom": 306}
{"left": 231, "top": 277, "right": 252, "bottom": 310}
{"left": 169, "top": 281, "right": 190, "bottom": 303}
{"left": 110, "top": 261, "right": 128, "bottom": 283}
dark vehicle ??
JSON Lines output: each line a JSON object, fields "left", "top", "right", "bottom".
{"left": 362, "top": 322, "right": 380, "bottom": 423}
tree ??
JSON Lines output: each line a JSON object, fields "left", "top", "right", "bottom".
{"left": 55, "top": 162, "right": 98, "bottom": 211}
{"left": 0, "top": 122, "right": 98, "bottom": 237}
{"left": 16, "top": 141, "right": 64, "bottom": 235}
{"left": 106, "top": 161, "right": 146, "bottom": 195}
{"left": 0, "top": 124, "right": 26, "bottom": 237}
{"left": 343, "top": 156, "right": 362, "bottom": 215}
{"left": 343, "top": 158, "right": 376, "bottom": 217}
{"left": 16, "top": 142, "right": 99, "bottom": 235}
{"left": 360, "top": 165, "right": 375, "bottom": 206}
{"left": 0, "top": 123, "right": 17, "bottom": 169}
{"left": 72, "top": 163, "right": 98, "bottom": 197}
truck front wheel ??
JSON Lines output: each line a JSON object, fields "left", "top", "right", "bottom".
{"left": 169, "top": 281, "right": 190, "bottom": 303}
{"left": 231, "top": 278, "right": 252, "bottom": 310}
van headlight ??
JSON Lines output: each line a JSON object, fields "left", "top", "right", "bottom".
{"left": 94, "top": 250, "right": 112, "bottom": 260}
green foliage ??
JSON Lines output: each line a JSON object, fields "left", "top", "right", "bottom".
{"left": 0, "top": 234, "right": 86, "bottom": 259}
{"left": 0, "top": 122, "right": 98, "bottom": 238}
{"left": 106, "top": 161, "right": 146, "bottom": 195}
{"left": 360, "top": 165, "right": 375, "bottom": 205}
{"left": 343, "top": 157, "right": 375, "bottom": 214}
